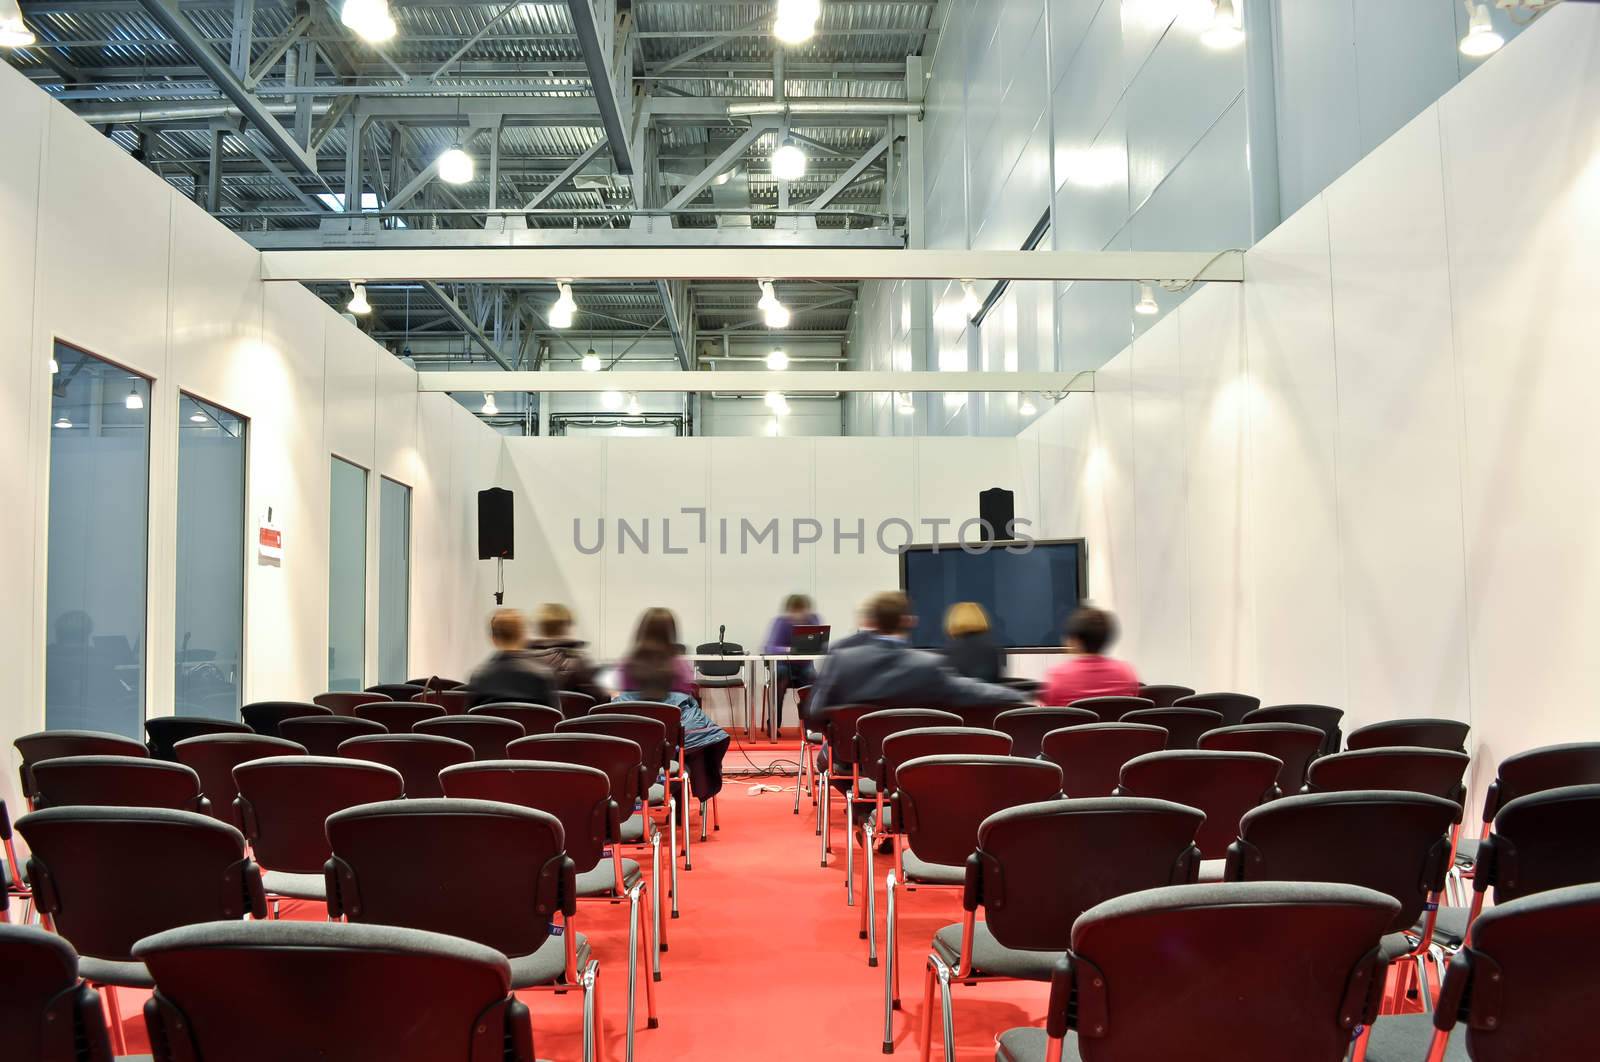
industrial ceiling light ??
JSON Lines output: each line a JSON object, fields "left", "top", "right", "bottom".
{"left": 340, "top": 0, "right": 396, "bottom": 44}
{"left": 549, "top": 282, "right": 577, "bottom": 329}
{"left": 771, "top": 139, "right": 808, "bottom": 181}
{"left": 1019, "top": 394, "right": 1037, "bottom": 417}
{"left": 0, "top": 0, "right": 35, "bottom": 48}
{"left": 580, "top": 349, "right": 602, "bottom": 372}
{"left": 764, "top": 391, "right": 790, "bottom": 415}
{"left": 437, "top": 146, "right": 474, "bottom": 185}
{"left": 189, "top": 411, "right": 207, "bottom": 423}
{"left": 125, "top": 384, "right": 143, "bottom": 411}
{"left": 1135, "top": 282, "right": 1160, "bottom": 316}
{"left": 766, "top": 348, "right": 790, "bottom": 371}
{"left": 54, "top": 415, "right": 71, "bottom": 429}
{"left": 1459, "top": 2, "right": 1505, "bottom": 57}
{"left": 626, "top": 393, "right": 642, "bottom": 417}
{"left": 896, "top": 391, "right": 915, "bottom": 414}
{"left": 481, "top": 392, "right": 499, "bottom": 416}
{"left": 347, "top": 282, "right": 372, "bottom": 315}
{"left": 1200, "top": 0, "right": 1245, "bottom": 50}
{"left": 758, "top": 280, "right": 792, "bottom": 329}
{"left": 774, "top": 0, "right": 820, "bottom": 45}
{"left": 960, "top": 280, "right": 981, "bottom": 318}
{"left": 600, "top": 390, "right": 624, "bottom": 411}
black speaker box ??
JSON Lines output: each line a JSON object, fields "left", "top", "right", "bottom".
{"left": 478, "top": 488, "right": 515, "bottom": 560}
{"left": 979, "top": 487, "right": 1015, "bottom": 542}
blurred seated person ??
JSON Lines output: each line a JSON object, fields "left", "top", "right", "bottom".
{"left": 467, "top": 609, "right": 558, "bottom": 708}
{"left": 763, "top": 593, "right": 821, "bottom": 730}
{"left": 525, "top": 602, "right": 602, "bottom": 700}
{"left": 618, "top": 607, "right": 730, "bottom": 800}
{"left": 827, "top": 599, "right": 876, "bottom": 654}
{"left": 940, "top": 601, "right": 1005, "bottom": 683}
{"left": 1041, "top": 606, "right": 1140, "bottom": 706}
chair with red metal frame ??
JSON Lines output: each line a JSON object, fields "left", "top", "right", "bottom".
{"left": 311, "top": 692, "right": 384, "bottom": 717}
{"left": 559, "top": 691, "right": 598, "bottom": 718}
{"left": 336, "top": 733, "right": 474, "bottom": 799}
{"left": 816, "top": 704, "right": 884, "bottom": 881}
{"left": 1120, "top": 706, "right": 1224, "bottom": 750}
{"left": 881, "top": 754, "right": 1061, "bottom": 1041}
{"left": 135, "top": 920, "right": 537, "bottom": 1062}
{"left": 1200, "top": 722, "right": 1327, "bottom": 792}
{"left": 557, "top": 714, "right": 681, "bottom": 900}
{"left": 0, "top": 923, "right": 113, "bottom": 1061}
{"left": 173, "top": 733, "right": 304, "bottom": 827}
{"left": 1362, "top": 882, "right": 1600, "bottom": 1062}
{"left": 594, "top": 701, "right": 709, "bottom": 859}
{"left": 993, "top": 881, "right": 1398, "bottom": 1062}
{"left": 416, "top": 714, "right": 526, "bottom": 759}
{"left": 353, "top": 701, "right": 446, "bottom": 734}
{"left": 1348, "top": 718, "right": 1471, "bottom": 754}
{"left": 950, "top": 701, "right": 1026, "bottom": 731}
{"left": 1135, "top": 683, "right": 1194, "bottom": 708}
{"left": 409, "top": 675, "right": 465, "bottom": 691}
{"left": 1066, "top": 695, "right": 1153, "bottom": 722}
{"left": 231, "top": 756, "right": 402, "bottom": 908}
{"left": 472, "top": 702, "right": 564, "bottom": 735}
{"left": 794, "top": 684, "right": 821, "bottom": 815}
{"left": 327, "top": 795, "right": 608, "bottom": 1062}
{"left": 1225, "top": 790, "right": 1458, "bottom": 1014}
{"left": 2, "top": 799, "right": 30, "bottom": 922}
{"left": 1244, "top": 704, "right": 1345, "bottom": 757}
{"left": 277, "top": 715, "right": 387, "bottom": 756}
{"left": 143, "top": 717, "right": 249, "bottom": 761}
{"left": 1042, "top": 722, "right": 1168, "bottom": 797}
{"left": 16, "top": 806, "right": 267, "bottom": 1055}
{"left": 1453, "top": 742, "right": 1600, "bottom": 872}
{"left": 1116, "top": 750, "right": 1282, "bottom": 867}
{"left": 419, "top": 687, "right": 476, "bottom": 715}
{"left": 244, "top": 700, "right": 331, "bottom": 734}
{"left": 993, "top": 707, "right": 1100, "bottom": 759}
{"left": 1306, "top": 748, "right": 1471, "bottom": 807}
{"left": 30, "top": 757, "right": 208, "bottom": 814}
{"left": 1174, "top": 691, "right": 1262, "bottom": 727}
{"left": 919, "top": 796, "right": 1204, "bottom": 1061}
{"left": 14, "top": 731, "right": 148, "bottom": 807}
{"left": 366, "top": 682, "right": 427, "bottom": 701}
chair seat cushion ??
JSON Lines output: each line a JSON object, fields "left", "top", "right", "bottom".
{"left": 262, "top": 869, "right": 327, "bottom": 900}
{"left": 618, "top": 816, "right": 646, "bottom": 843}
{"left": 78, "top": 956, "right": 156, "bottom": 989}
{"left": 1416, "top": 906, "right": 1469, "bottom": 948}
{"left": 576, "top": 858, "right": 644, "bottom": 897}
{"left": 648, "top": 783, "right": 666, "bottom": 805}
{"left": 694, "top": 677, "right": 744, "bottom": 689}
{"left": 996, "top": 1027, "right": 1082, "bottom": 1062}
{"left": 902, "top": 850, "right": 964, "bottom": 885}
{"left": 1364, "top": 1014, "right": 1468, "bottom": 1062}
{"left": 1380, "top": 932, "right": 1416, "bottom": 961}
{"left": 508, "top": 932, "right": 592, "bottom": 989}
{"left": 932, "top": 922, "right": 1062, "bottom": 981}
{"left": 1453, "top": 837, "right": 1480, "bottom": 865}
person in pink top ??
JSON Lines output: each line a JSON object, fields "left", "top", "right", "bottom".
{"left": 1042, "top": 606, "right": 1140, "bottom": 706}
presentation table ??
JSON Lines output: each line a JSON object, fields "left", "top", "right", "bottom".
{"left": 683, "top": 653, "right": 827, "bottom": 741}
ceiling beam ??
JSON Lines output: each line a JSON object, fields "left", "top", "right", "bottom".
{"left": 662, "top": 120, "right": 776, "bottom": 212}
{"left": 809, "top": 130, "right": 893, "bottom": 210}
{"left": 565, "top": 0, "right": 635, "bottom": 175}
{"left": 416, "top": 370, "right": 1095, "bottom": 393}
{"left": 523, "top": 138, "right": 610, "bottom": 210}
{"left": 421, "top": 282, "right": 516, "bottom": 370}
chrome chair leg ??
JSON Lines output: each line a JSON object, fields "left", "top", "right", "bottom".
{"left": 625, "top": 884, "right": 640, "bottom": 1062}
{"left": 580, "top": 958, "right": 599, "bottom": 1062}
{"left": 666, "top": 797, "right": 680, "bottom": 918}
{"left": 935, "top": 954, "right": 956, "bottom": 1062}
{"left": 865, "top": 821, "right": 879, "bottom": 966}
{"left": 846, "top": 794, "right": 856, "bottom": 906}
{"left": 819, "top": 769, "right": 831, "bottom": 867}
{"left": 699, "top": 799, "right": 708, "bottom": 843}
{"left": 883, "top": 871, "right": 898, "bottom": 1053}
{"left": 650, "top": 830, "right": 664, "bottom": 975}
{"left": 681, "top": 779, "right": 693, "bottom": 871}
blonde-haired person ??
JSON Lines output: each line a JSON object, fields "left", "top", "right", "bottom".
{"left": 940, "top": 601, "right": 1005, "bottom": 683}
{"left": 525, "top": 602, "right": 602, "bottom": 700}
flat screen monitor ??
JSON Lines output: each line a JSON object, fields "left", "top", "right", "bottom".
{"left": 899, "top": 538, "right": 1087, "bottom": 650}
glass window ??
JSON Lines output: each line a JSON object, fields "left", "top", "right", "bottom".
{"left": 377, "top": 477, "right": 411, "bottom": 684}
{"left": 328, "top": 457, "right": 368, "bottom": 692}
{"left": 46, "top": 344, "right": 150, "bottom": 737}
{"left": 175, "top": 395, "right": 247, "bottom": 719}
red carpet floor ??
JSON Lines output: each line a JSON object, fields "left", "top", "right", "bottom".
{"left": 103, "top": 774, "right": 1046, "bottom": 1060}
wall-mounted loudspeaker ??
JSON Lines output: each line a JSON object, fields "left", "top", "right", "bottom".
{"left": 979, "top": 487, "right": 1015, "bottom": 542}
{"left": 478, "top": 488, "right": 515, "bottom": 560}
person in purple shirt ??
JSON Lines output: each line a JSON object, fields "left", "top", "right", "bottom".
{"left": 764, "top": 593, "right": 820, "bottom": 732}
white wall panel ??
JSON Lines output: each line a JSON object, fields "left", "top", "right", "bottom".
{"left": 1088, "top": 350, "right": 1138, "bottom": 646}
{"left": 811, "top": 437, "right": 915, "bottom": 632}
{"left": 500, "top": 438, "right": 607, "bottom": 649}
{"left": 323, "top": 315, "right": 378, "bottom": 471}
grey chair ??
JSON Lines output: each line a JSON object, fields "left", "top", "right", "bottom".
{"left": 471, "top": 702, "right": 564, "bottom": 736}
{"left": 993, "top": 707, "right": 1100, "bottom": 759}
{"left": 14, "top": 731, "right": 148, "bottom": 805}
{"left": 1243, "top": 704, "right": 1345, "bottom": 758}
{"left": 693, "top": 640, "right": 747, "bottom": 732}
{"left": 173, "top": 733, "right": 305, "bottom": 828}
{"left": 0, "top": 924, "right": 113, "bottom": 1062}
{"left": 1200, "top": 722, "right": 1327, "bottom": 791}
{"left": 1041, "top": 722, "right": 1168, "bottom": 797}
{"left": 416, "top": 714, "right": 526, "bottom": 759}
{"left": 1174, "top": 691, "right": 1262, "bottom": 727}
{"left": 277, "top": 714, "right": 387, "bottom": 756}
{"left": 336, "top": 733, "right": 475, "bottom": 799}
{"left": 30, "top": 756, "right": 207, "bottom": 814}
{"left": 1347, "top": 718, "right": 1470, "bottom": 754}
{"left": 1117, "top": 750, "right": 1282, "bottom": 863}
{"left": 1120, "top": 707, "right": 1225, "bottom": 750}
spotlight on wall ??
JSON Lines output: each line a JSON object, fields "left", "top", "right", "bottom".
{"left": 773, "top": 0, "right": 820, "bottom": 45}
{"left": 1200, "top": 0, "right": 1245, "bottom": 50}
{"left": 600, "top": 390, "right": 624, "bottom": 411}
{"left": 1459, "top": 2, "right": 1505, "bottom": 58}
{"left": 771, "top": 139, "right": 808, "bottom": 181}
{"left": 0, "top": 0, "right": 35, "bottom": 48}
{"left": 347, "top": 282, "right": 372, "bottom": 315}
{"left": 1135, "top": 282, "right": 1160, "bottom": 316}
{"left": 766, "top": 348, "right": 790, "bottom": 371}
{"left": 549, "top": 282, "right": 577, "bottom": 328}
{"left": 481, "top": 392, "right": 499, "bottom": 416}
{"left": 437, "top": 146, "right": 474, "bottom": 185}
{"left": 340, "top": 0, "right": 396, "bottom": 44}
{"left": 581, "top": 349, "right": 602, "bottom": 372}
{"left": 125, "top": 384, "right": 144, "bottom": 411}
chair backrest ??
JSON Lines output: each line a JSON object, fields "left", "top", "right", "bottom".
{"left": 1071, "top": 696, "right": 1156, "bottom": 722}
{"left": 951, "top": 702, "right": 1022, "bottom": 730}
{"left": 1227, "top": 790, "right": 1458, "bottom": 932}
{"left": 327, "top": 797, "right": 574, "bottom": 956}
{"left": 0, "top": 924, "right": 112, "bottom": 1062}
{"left": 366, "top": 683, "right": 427, "bottom": 701}
{"left": 1173, "top": 692, "right": 1262, "bottom": 727}
{"left": 1430, "top": 882, "right": 1600, "bottom": 1062}
{"left": 471, "top": 703, "right": 564, "bottom": 736}
{"left": 556, "top": 714, "right": 668, "bottom": 783}
{"left": 1473, "top": 784, "right": 1600, "bottom": 903}
{"left": 593, "top": 700, "right": 683, "bottom": 749}
{"left": 278, "top": 715, "right": 388, "bottom": 756}
{"left": 231, "top": 756, "right": 404, "bottom": 872}
{"left": 694, "top": 641, "right": 744, "bottom": 678}
{"left": 1042, "top": 723, "right": 1169, "bottom": 798}
{"left": 1305, "top": 747, "right": 1470, "bottom": 813}
{"left": 336, "top": 734, "right": 474, "bottom": 799}
{"left": 509, "top": 734, "right": 646, "bottom": 815}
{"left": 1482, "top": 742, "right": 1600, "bottom": 824}
{"left": 892, "top": 754, "right": 1063, "bottom": 868}
{"left": 135, "top": 920, "right": 535, "bottom": 1062}
{"left": 439, "top": 763, "right": 611, "bottom": 872}
{"left": 993, "top": 707, "right": 1100, "bottom": 758}
{"left": 1117, "top": 750, "right": 1282, "bottom": 859}
{"left": 880, "top": 727, "right": 1013, "bottom": 798}
{"left": 31, "top": 756, "right": 206, "bottom": 813}
{"left": 1346, "top": 717, "right": 1470, "bottom": 753}
{"left": 1120, "top": 707, "right": 1224, "bottom": 750}
{"left": 1058, "top": 882, "right": 1397, "bottom": 1062}
{"left": 557, "top": 691, "right": 597, "bottom": 718}
{"left": 821, "top": 704, "right": 882, "bottom": 773}
{"left": 418, "top": 688, "right": 476, "bottom": 715}
{"left": 1134, "top": 684, "right": 1194, "bottom": 708}
{"left": 973, "top": 797, "right": 1204, "bottom": 952}
{"left": 144, "top": 718, "right": 250, "bottom": 761}
{"left": 409, "top": 677, "right": 465, "bottom": 692}
{"left": 14, "top": 730, "right": 148, "bottom": 799}
{"left": 353, "top": 701, "right": 446, "bottom": 734}
{"left": 173, "top": 734, "right": 305, "bottom": 827}
{"left": 856, "top": 709, "right": 964, "bottom": 788}
{"left": 1242, "top": 704, "right": 1345, "bottom": 757}
{"left": 17, "top": 806, "right": 265, "bottom": 962}
{"left": 1199, "top": 723, "right": 1326, "bottom": 791}
{"left": 312, "top": 692, "right": 386, "bottom": 717}
{"left": 416, "top": 716, "right": 526, "bottom": 760}
{"left": 242, "top": 701, "right": 330, "bottom": 736}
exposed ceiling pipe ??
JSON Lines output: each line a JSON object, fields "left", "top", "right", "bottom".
{"left": 70, "top": 100, "right": 336, "bottom": 126}
{"left": 726, "top": 100, "right": 923, "bottom": 118}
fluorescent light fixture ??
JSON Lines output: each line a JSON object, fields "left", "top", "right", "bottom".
{"left": 766, "top": 348, "right": 789, "bottom": 371}
{"left": 54, "top": 415, "right": 71, "bottom": 429}
{"left": 1200, "top": 0, "right": 1245, "bottom": 50}
{"left": 189, "top": 411, "right": 207, "bottom": 424}
{"left": 481, "top": 392, "right": 498, "bottom": 416}
{"left": 773, "top": 0, "right": 820, "bottom": 44}
{"left": 771, "top": 140, "right": 808, "bottom": 181}
{"left": 765, "top": 418, "right": 782, "bottom": 436}
{"left": 600, "top": 390, "right": 624, "bottom": 411}
{"left": 549, "top": 282, "right": 577, "bottom": 328}
{"left": 0, "top": 0, "right": 34, "bottom": 49}
{"left": 960, "top": 280, "right": 981, "bottom": 318}
{"left": 125, "top": 385, "right": 143, "bottom": 411}
{"left": 347, "top": 282, "right": 372, "bottom": 315}
{"left": 581, "top": 350, "right": 602, "bottom": 372}
{"left": 1460, "top": 2, "right": 1504, "bottom": 58}
{"left": 437, "top": 147, "right": 474, "bottom": 185}
{"left": 1019, "top": 394, "right": 1037, "bottom": 417}
{"left": 1135, "top": 282, "right": 1160, "bottom": 316}
{"left": 626, "top": 393, "right": 642, "bottom": 417}
{"left": 340, "top": 0, "right": 396, "bottom": 43}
